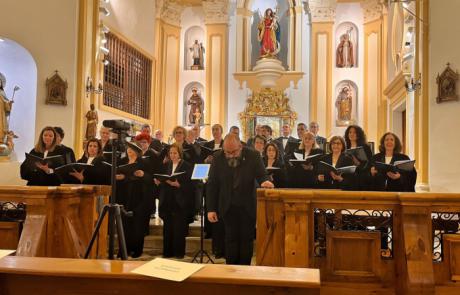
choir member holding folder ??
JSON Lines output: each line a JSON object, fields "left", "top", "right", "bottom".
{"left": 154, "top": 143, "right": 193, "bottom": 259}
{"left": 263, "top": 143, "right": 287, "bottom": 188}
{"left": 203, "top": 124, "right": 224, "bottom": 164}
{"left": 344, "top": 125, "right": 374, "bottom": 190}
{"left": 56, "top": 138, "right": 108, "bottom": 185}
{"left": 116, "top": 141, "right": 153, "bottom": 258}
{"left": 287, "top": 132, "right": 323, "bottom": 188}
{"left": 371, "top": 132, "right": 417, "bottom": 192}
{"left": 20, "top": 126, "right": 65, "bottom": 186}
{"left": 317, "top": 136, "right": 355, "bottom": 190}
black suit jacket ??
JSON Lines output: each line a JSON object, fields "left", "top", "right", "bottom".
{"left": 372, "top": 153, "right": 417, "bottom": 192}
{"left": 60, "top": 144, "right": 76, "bottom": 164}
{"left": 274, "top": 136, "right": 298, "bottom": 157}
{"left": 206, "top": 147, "right": 269, "bottom": 219}
{"left": 315, "top": 136, "right": 327, "bottom": 150}
{"left": 316, "top": 153, "right": 354, "bottom": 190}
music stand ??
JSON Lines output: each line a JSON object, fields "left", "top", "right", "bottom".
{"left": 191, "top": 164, "right": 214, "bottom": 264}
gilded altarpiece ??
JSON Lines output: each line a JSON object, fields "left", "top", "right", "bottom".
{"left": 239, "top": 89, "right": 297, "bottom": 140}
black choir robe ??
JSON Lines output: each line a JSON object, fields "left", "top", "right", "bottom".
{"left": 263, "top": 157, "right": 288, "bottom": 188}
{"left": 157, "top": 160, "right": 193, "bottom": 258}
{"left": 286, "top": 148, "right": 323, "bottom": 188}
{"left": 371, "top": 152, "right": 417, "bottom": 192}
{"left": 20, "top": 146, "right": 66, "bottom": 186}
{"left": 347, "top": 143, "right": 374, "bottom": 191}
{"left": 316, "top": 153, "right": 354, "bottom": 190}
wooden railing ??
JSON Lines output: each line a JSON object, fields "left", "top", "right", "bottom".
{"left": 0, "top": 185, "right": 110, "bottom": 258}
{"left": 256, "top": 189, "right": 460, "bottom": 295}
{"left": 0, "top": 256, "right": 320, "bottom": 295}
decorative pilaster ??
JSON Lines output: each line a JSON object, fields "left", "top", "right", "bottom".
{"left": 203, "top": 0, "right": 229, "bottom": 136}
{"left": 236, "top": 8, "right": 252, "bottom": 72}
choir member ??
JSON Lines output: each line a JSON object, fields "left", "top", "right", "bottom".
{"left": 191, "top": 124, "right": 206, "bottom": 143}
{"left": 317, "top": 136, "right": 354, "bottom": 190}
{"left": 99, "top": 126, "right": 112, "bottom": 152}
{"left": 69, "top": 138, "right": 108, "bottom": 185}
{"left": 344, "top": 125, "right": 373, "bottom": 190}
{"left": 203, "top": 123, "right": 224, "bottom": 164}
{"left": 141, "top": 124, "right": 163, "bottom": 152}
{"left": 229, "top": 126, "right": 246, "bottom": 145}
{"left": 171, "top": 126, "right": 198, "bottom": 165}
{"left": 253, "top": 135, "right": 267, "bottom": 156}
{"left": 309, "top": 121, "right": 327, "bottom": 151}
{"left": 296, "top": 123, "right": 308, "bottom": 140}
{"left": 371, "top": 132, "right": 417, "bottom": 192}
{"left": 116, "top": 142, "right": 153, "bottom": 258}
{"left": 247, "top": 124, "right": 262, "bottom": 147}
{"left": 287, "top": 131, "right": 323, "bottom": 188}
{"left": 54, "top": 126, "right": 76, "bottom": 164}
{"left": 274, "top": 124, "right": 298, "bottom": 157}
{"left": 263, "top": 142, "right": 287, "bottom": 188}
{"left": 20, "top": 126, "right": 64, "bottom": 186}
{"left": 155, "top": 143, "right": 193, "bottom": 258}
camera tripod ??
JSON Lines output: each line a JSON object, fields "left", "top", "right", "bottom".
{"left": 84, "top": 129, "right": 131, "bottom": 260}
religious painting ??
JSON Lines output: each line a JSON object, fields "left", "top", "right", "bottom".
{"left": 335, "top": 80, "right": 357, "bottom": 127}
{"left": 45, "top": 71, "right": 68, "bottom": 105}
{"left": 436, "top": 63, "right": 459, "bottom": 103}
{"left": 183, "top": 82, "right": 205, "bottom": 126}
{"left": 335, "top": 22, "right": 358, "bottom": 68}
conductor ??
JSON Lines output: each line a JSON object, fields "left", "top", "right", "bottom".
{"left": 206, "top": 133, "right": 274, "bottom": 265}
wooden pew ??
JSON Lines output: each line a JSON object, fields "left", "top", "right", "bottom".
{"left": 256, "top": 189, "right": 460, "bottom": 295}
{"left": 0, "top": 185, "right": 110, "bottom": 258}
{"left": 0, "top": 256, "right": 320, "bottom": 295}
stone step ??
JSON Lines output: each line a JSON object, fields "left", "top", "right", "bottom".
{"left": 144, "top": 235, "right": 212, "bottom": 256}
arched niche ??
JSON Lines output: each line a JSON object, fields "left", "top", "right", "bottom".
{"left": 250, "top": 0, "right": 290, "bottom": 69}
{"left": 0, "top": 38, "right": 37, "bottom": 161}
{"left": 335, "top": 22, "right": 359, "bottom": 68}
{"left": 334, "top": 80, "right": 358, "bottom": 127}
{"left": 183, "top": 82, "right": 205, "bottom": 126}
{"left": 183, "top": 26, "right": 205, "bottom": 71}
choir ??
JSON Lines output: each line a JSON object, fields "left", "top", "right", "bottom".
{"left": 19, "top": 122, "right": 417, "bottom": 259}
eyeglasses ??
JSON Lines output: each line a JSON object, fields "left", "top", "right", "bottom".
{"left": 224, "top": 148, "right": 241, "bottom": 156}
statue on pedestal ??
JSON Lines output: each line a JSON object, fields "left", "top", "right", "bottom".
{"left": 257, "top": 7, "right": 281, "bottom": 58}
{"left": 187, "top": 88, "right": 204, "bottom": 125}
{"left": 336, "top": 27, "right": 354, "bottom": 68}
{"left": 335, "top": 85, "right": 353, "bottom": 125}
{"left": 189, "top": 40, "right": 205, "bottom": 70}
{"left": 85, "top": 104, "right": 98, "bottom": 140}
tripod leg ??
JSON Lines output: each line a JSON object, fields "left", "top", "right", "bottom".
{"left": 108, "top": 206, "right": 116, "bottom": 259}
{"left": 114, "top": 205, "right": 128, "bottom": 260}
{"left": 84, "top": 205, "right": 109, "bottom": 259}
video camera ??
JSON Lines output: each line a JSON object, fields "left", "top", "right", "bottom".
{"left": 103, "top": 119, "right": 131, "bottom": 131}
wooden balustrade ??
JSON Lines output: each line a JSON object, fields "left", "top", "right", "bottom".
{"left": 256, "top": 189, "right": 460, "bottom": 295}
{"left": 0, "top": 185, "right": 110, "bottom": 258}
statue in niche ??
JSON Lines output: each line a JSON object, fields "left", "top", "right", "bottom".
{"left": 187, "top": 87, "right": 204, "bottom": 125}
{"left": 189, "top": 40, "right": 205, "bottom": 70}
{"left": 257, "top": 7, "right": 281, "bottom": 58}
{"left": 0, "top": 73, "right": 19, "bottom": 144}
{"left": 336, "top": 27, "right": 355, "bottom": 68}
{"left": 335, "top": 85, "right": 353, "bottom": 125}
{"left": 85, "top": 103, "right": 98, "bottom": 140}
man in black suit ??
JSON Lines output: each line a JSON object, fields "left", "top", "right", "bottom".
{"left": 192, "top": 124, "right": 207, "bottom": 143}
{"left": 309, "top": 121, "right": 327, "bottom": 151}
{"left": 207, "top": 134, "right": 274, "bottom": 265}
{"left": 260, "top": 125, "right": 283, "bottom": 153}
{"left": 54, "top": 127, "right": 76, "bottom": 164}
{"left": 274, "top": 124, "right": 299, "bottom": 157}
{"left": 246, "top": 124, "right": 262, "bottom": 147}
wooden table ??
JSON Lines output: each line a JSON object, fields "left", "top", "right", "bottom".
{"left": 0, "top": 256, "right": 320, "bottom": 295}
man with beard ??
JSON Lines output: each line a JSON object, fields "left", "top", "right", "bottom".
{"left": 206, "top": 134, "right": 273, "bottom": 265}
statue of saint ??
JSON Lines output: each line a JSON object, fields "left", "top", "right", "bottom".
{"left": 0, "top": 76, "right": 15, "bottom": 144}
{"left": 189, "top": 40, "right": 205, "bottom": 70}
{"left": 257, "top": 8, "right": 281, "bottom": 58}
{"left": 336, "top": 27, "right": 354, "bottom": 68}
{"left": 85, "top": 104, "right": 98, "bottom": 139}
{"left": 336, "top": 86, "right": 353, "bottom": 123}
{"left": 187, "top": 88, "right": 203, "bottom": 125}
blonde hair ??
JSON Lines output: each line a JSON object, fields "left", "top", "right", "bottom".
{"left": 299, "top": 131, "right": 319, "bottom": 150}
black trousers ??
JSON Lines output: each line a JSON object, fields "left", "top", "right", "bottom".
{"left": 212, "top": 220, "right": 225, "bottom": 257}
{"left": 222, "top": 205, "right": 255, "bottom": 265}
{"left": 162, "top": 203, "right": 188, "bottom": 258}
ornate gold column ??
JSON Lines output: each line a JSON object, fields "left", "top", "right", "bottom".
{"left": 308, "top": 0, "right": 336, "bottom": 137}
{"left": 153, "top": 0, "right": 183, "bottom": 137}
{"left": 414, "top": 0, "right": 429, "bottom": 189}
{"left": 203, "top": 0, "right": 229, "bottom": 137}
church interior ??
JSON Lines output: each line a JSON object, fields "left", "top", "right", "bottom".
{"left": 0, "top": 0, "right": 460, "bottom": 294}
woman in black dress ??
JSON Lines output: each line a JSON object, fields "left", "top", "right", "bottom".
{"left": 116, "top": 141, "right": 152, "bottom": 258}
{"left": 317, "top": 136, "right": 354, "bottom": 190}
{"left": 155, "top": 143, "right": 193, "bottom": 258}
{"left": 344, "top": 125, "right": 373, "bottom": 190}
{"left": 263, "top": 142, "right": 287, "bottom": 188}
{"left": 287, "top": 131, "right": 323, "bottom": 188}
{"left": 371, "top": 132, "right": 417, "bottom": 192}
{"left": 20, "top": 126, "right": 65, "bottom": 186}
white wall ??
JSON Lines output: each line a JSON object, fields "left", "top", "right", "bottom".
{"left": 429, "top": 0, "right": 460, "bottom": 192}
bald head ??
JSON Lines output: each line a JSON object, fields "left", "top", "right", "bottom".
{"left": 223, "top": 133, "right": 242, "bottom": 159}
